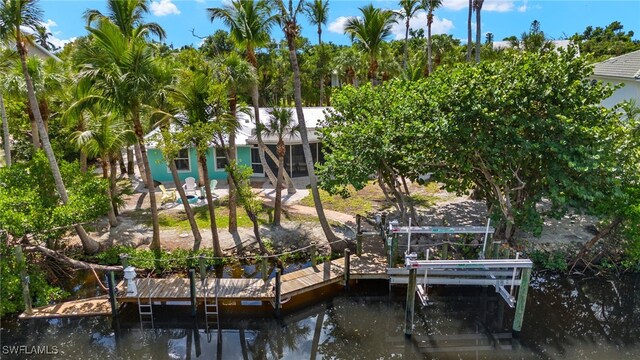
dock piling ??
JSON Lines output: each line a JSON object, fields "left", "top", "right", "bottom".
{"left": 311, "top": 245, "right": 317, "bottom": 267}
{"left": 107, "top": 271, "right": 118, "bottom": 317}
{"left": 344, "top": 249, "right": 351, "bottom": 291}
{"left": 512, "top": 267, "right": 532, "bottom": 336}
{"left": 14, "top": 245, "right": 32, "bottom": 315}
{"left": 404, "top": 268, "right": 417, "bottom": 337}
{"left": 189, "top": 269, "right": 197, "bottom": 317}
{"left": 274, "top": 268, "right": 282, "bottom": 318}
{"left": 261, "top": 258, "right": 269, "bottom": 282}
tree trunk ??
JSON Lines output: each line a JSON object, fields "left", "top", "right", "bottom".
{"left": 109, "top": 156, "right": 120, "bottom": 216}
{"left": 127, "top": 147, "right": 135, "bottom": 175}
{"left": 199, "top": 155, "right": 222, "bottom": 257}
{"left": 285, "top": 27, "right": 337, "bottom": 245}
{"left": 79, "top": 150, "right": 88, "bottom": 173}
{"left": 475, "top": 0, "right": 483, "bottom": 63}
{"left": 228, "top": 93, "right": 238, "bottom": 233}
{"left": 134, "top": 142, "right": 148, "bottom": 187}
{"left": 102, "top": 158, "right": 119, "bottom": 227}
{"left": 17, "top": 39, "right": 99, "bottom": 254}
{"left": 197, "top": 160, "right": 205, "bottom": 186}
{"left": 25, "top": 245, "right": 122, "bottom": 271}
{"left": 427, "top": 13, "right": 433, "bottom": 75}
{"left": 403, "top": 20, "right": 409, "bottom": 70}
{"left": 274, "top": 141, "right": 285, "bottom": 226}
{"left": 131, "top": 112, "right": 161, "bottom": 252}
{"left": 571, "top": 217, "right": 623, "bottom": 270}
{"left": 29, "top": 114, "right": 40, "bottom": 149}
{"left": 1, "top": 92, "right": 11, "bottom": 167}
{"left": 169, "top": 157, "right": 202, "bottom": 251}
{"left": 263, "top": 145, "right": 296, "bottom": 194}
{"left": 318, "top": 27, "right": 325, "bottom": 106}
{"left": 117, "top": 151, "right": 127, "bottom": 176}
{"left": 467, "top": 0, "right": 473, "bottom": 62}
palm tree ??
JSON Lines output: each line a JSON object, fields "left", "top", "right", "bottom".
{"left": 0, "top": 49, "right": 15, "bottom": 167}
{"left": 466, "top": 0, "right": 472, "bottom": 62}
{"left": 208, "top": 0, "right": 280, "bottom": 187}
{"left": 260, "top": 107, "right": 299, "bottom": 225}
{"left": 422, "top": 0, "right": 442, "bottom": 74}
{"left": 474, "top": 0, "right": 484, "bottom": 63}
{"left": 33, "top": 24, "right": 57, "bottom": 51}
{"left": 73, "top": 112, "right": 134, "bottom": 228}
{"left": 344, "top": 4, "right": 397, "bottom": 83}
{"left": 270, "top": 0, "right": 338, "bottom": 245}
{"left": 396, "top": 0, "right": 421, "bottom": 70}
{"left": 304, "top": 0, "right": 329, "bottom": 105}
{"left": 84, "top": 0, "right": 165, "bottom": 41}
{"left": 0, "top": 0, "right": 100, "bottom": 253}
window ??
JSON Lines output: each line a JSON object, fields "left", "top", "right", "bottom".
{"left": 172, "top": 149, "right": 190, "bottom": 172}
{"left": 215, "top": 148, "right": 228, "bottom": 171}
{"left": 251, "top": 147, "right": 263, "bottom": 175}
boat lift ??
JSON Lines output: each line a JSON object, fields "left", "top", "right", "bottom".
{"left": 382, "top": 218, "right": 533, "bottom": 338}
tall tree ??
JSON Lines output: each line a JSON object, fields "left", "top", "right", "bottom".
{"left": 33, "top": 24, "right": 57, "bottom": 51}
{"left": 270, "top": 0, "right": 338, "bottom": 245}
{"left": 80, "top": 1, "right": 165, "bottom": 251}
{"left": 0, "top": 49, "right": 15, "bottom": 167}
{"left": 396, "top": 0, "right": 421, "bottom": 70}
{"left": 208, "top": 0, "right": 280, "bottom": 187}
{"left": 0, "top": 0, "right": 100, "bottom": 254}
{"left": 473, "top": 0, "right": 484, "bottom": 63}
{"left": 304, "top": 0, "right": 329, "bottom": 105}
{"left": 423, "top": 0, "right": 442, "bottom": 74}
{"left": 344, "top": 4, "right": 396, "bottom": 83}
{"left": 260, "top": 107, "right": 299, "bottom": 225}
{"left": 466, "top": 0, "right": 472, "bottom": 62}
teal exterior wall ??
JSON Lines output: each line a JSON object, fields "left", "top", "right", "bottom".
{"left": 148, "top": 146, "right": 254, "bottom": 183}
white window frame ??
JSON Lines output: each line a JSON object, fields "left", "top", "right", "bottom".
{"left": 167, "top": 148, "right": 191, "bottom": 173}
{"left": 214, "top": 148, "right": 231, "bottom": 172}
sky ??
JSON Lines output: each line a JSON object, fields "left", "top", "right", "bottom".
{"left": 38, "top": 0, "right": 640, "bottom": 51}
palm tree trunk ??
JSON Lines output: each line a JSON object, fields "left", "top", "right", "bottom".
{"left": 79, "top": 150, "right": 88, "bottom": 173}
{"left": 199, "top": 155, "right": 222, "bottom": 257}
{"left": 29, "top": 113, "right": 40, "bottom": 149}
{"left": 403, "top": 20, "right": 410, "bottom": 70}
{"left": 467, "top": 0, "right": 473, "bottom": 62}
{"left": 127, "top": 147, "right": 134, "bottom": 175}
{"left": 427, "top": 13, "right": 433, "bottom": 74}
{"left": 134, "top": 142, "right": 148, "bottom": 187}
{"left": 102, "top": 158, "right": 118, "bottom": 227}
{"left": 285, "top": 28, "right": 337, "bottom": 245}
{"left": 109, "top": 156, "right": 120, "bottom": 216}
{"left": 17, "top": 43, "right": 99, "bottom": 254}
{"left": 228, "top": 94, "right": 238, "bottom": 233}
{"left": 169, "top": 157, "right": 202, "bottom": 251}
{"left": 263, "top": 146, "right": 296, "bottom": 194}
{"left": 131, "top": 113, "right": 161, "bottom": 251}
{"left": 117, "top": 151, "right": 127, "bottom": 176}
{"left": 274, "top": 142, "right": 285, "bottom": 226}
{"left": 318, "top": 27, "right": 325, "bottom": 106}
{"left": 475, "top": 0, "right": 483, "bottom": 63}
{"left": 1, "top": 92, "right": 11, "bottom": 167}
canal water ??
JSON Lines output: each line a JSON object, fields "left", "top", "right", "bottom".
{"left": 1, "top": 272, "right": 639, "bottom": 359}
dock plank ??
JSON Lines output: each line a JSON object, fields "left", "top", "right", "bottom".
{"left": 19, "top": 296, "right": 111, "bottom": 319}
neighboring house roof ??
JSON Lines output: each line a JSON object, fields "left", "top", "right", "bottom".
{"left": 592, "top": 50, "right": 640, "bottom": 80}
{"left": 146, "top": 107, "right": 331, "bottom": 149}
{"left": 492, "top": 39, "right": 575, "bottom": 51}
{"left": 3, "top": 41, "right": 61, "bottom": 62}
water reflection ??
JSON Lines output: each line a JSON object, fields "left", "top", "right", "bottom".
{"left": 2, "top": 274, "right": 640, "bottom": 359}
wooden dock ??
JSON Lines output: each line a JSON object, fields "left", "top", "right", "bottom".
{"left": 19, "top": 296, "right": 112, "bottom": 319}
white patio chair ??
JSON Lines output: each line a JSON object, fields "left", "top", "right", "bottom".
{"left": 183, "top": 177, "right": 198, "bottom": 196}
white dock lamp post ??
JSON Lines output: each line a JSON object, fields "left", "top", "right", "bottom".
{"left": 123, "top": 266, "right": 138, "bottom": 296}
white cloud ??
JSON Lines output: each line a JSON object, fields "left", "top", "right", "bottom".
{"left": 150, "top": 0, "right": 180, "bottom": 16}
{"left": 328, "top": 16, "right": 352, "bottom": 34}
{"left": 391, "top": 11, "right": 454, "bottom": 40}
{"left": 442, "top": 0, "right": 523, "bottom": 13}
{"left": 29, "top": 19, "right": 76, "bottom": 51}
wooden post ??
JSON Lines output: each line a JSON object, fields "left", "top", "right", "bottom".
{"left": 107, "top": 271, "right": 118, "bottom": 317}
{"left": 512, "top": 268, "right": 532, "bottom": 336}
{"left": 14, "top": 245, "right": 32, "bottom": 315}
{"left": 356, "top": 233, "right": 363, "bottom": 256}
{"left": 356, "top": 214, "right": 362, "bottom": 234}
{"left": 391, "top": 236, "right": 398, "bottom": 268}
{"left": 441, "top": 242, "right": 449, "bottom": 260}
{"left": 274, "top": 268, "right": 282, "bottom": 318}
{"left": 199, "top": 254, "right": 206, "bottom": 283}
{"left": 492, "top": 241, "right": 501, "bottom": 259}
{"left": 310, "top": 245, "right": 317, "bottom": 267}
{"left": 261, "top": 257, "right": 268, "bottom": 282}
{"left": 189, "top": 269, "right": 197, "bottom": 317}
{"left": 344, "top": 249, "right": 351, "bottom": 291}
{"left": 120, "top": 254, "right": 129, "bottom": 268}
{"left": 404, "top": 268, "right": 417, "bottom": 337}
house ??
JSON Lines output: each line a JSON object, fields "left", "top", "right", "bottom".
{"left": 591, "top": 50, "right": 640, "bottom": 108}
{"left": 146, "top": 107, "right": 329, "bottom": 184}
{"left": 2, "top": 41, "right": 61, "bottom": 62}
